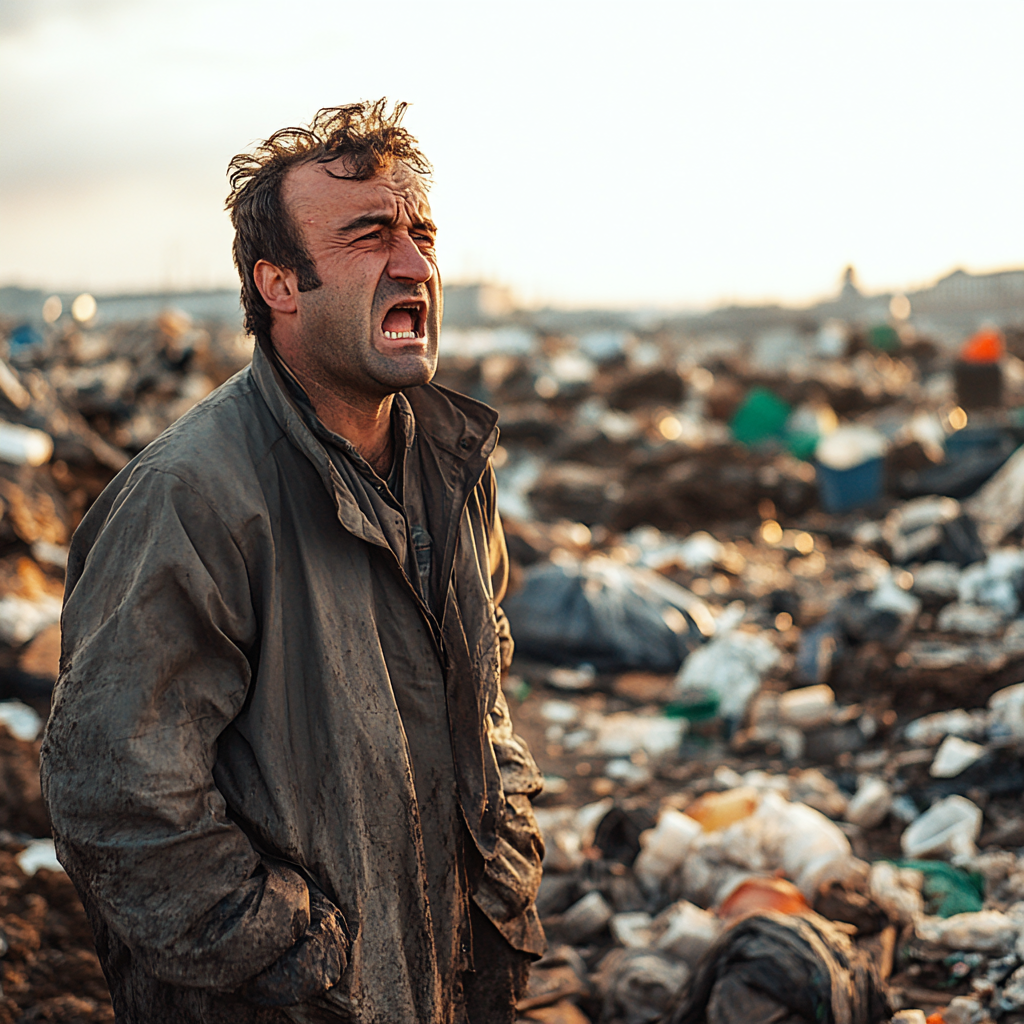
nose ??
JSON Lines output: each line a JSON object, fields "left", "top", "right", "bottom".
{"left": 387, "top": 233, "right": 433, "bottom": 285}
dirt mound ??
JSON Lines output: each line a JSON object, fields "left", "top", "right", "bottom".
{"left": 0, "top": 848, "right": 112, "bottom": 1023}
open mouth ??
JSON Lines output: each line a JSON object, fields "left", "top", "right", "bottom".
{"left": 380, "top": 299, "right": 427, "bottom": 341}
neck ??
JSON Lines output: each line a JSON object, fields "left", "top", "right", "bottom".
{"left": 275, "top": 349, "right": 395, "bottom": 477}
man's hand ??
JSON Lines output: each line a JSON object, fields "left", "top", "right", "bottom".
{"left": 242, "top": 892, "right": 348, "bottom": 1007}
{"left": 475, "top": 793, "right": 544, "bottom": 922}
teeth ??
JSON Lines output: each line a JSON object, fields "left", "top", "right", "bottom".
{"left": 383, "top": 330, "right": 418, "bottom": 339}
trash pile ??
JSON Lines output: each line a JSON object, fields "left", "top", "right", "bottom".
{"left": 0, "top": 310, "right": 252, "bottom": 1022}
{"left": 0, "top": 701, "right": 112, "bottom": 1023}
{"left": 1, "top": 308, "right": 1024, "bottom": 1022}
{"left": 441, "top": 323, "right": 1024, "bottom": 1023}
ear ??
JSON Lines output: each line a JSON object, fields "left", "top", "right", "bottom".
{"left": 253, "top": 260, "right": 299, "bottom": 313}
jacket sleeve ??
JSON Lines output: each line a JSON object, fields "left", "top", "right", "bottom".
{"left": 474, "top": 466, "right": 547, "bottom": 954}
{"left": 40, "top": 466, "right": 344, "bottom": 995}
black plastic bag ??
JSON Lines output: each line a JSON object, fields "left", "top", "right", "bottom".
{"left": 664, "top": 911, "right": 891, "bottom": 1024}
{"left": 502, "top": 556, "right": 712, "bottom": 673}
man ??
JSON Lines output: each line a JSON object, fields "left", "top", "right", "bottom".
{"left": 40, "top": 100, "right": 546, "bottom": 1024}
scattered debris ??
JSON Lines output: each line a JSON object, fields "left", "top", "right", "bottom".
{"left": 4, "top": 307, "right": 1024, "bottom": 1022}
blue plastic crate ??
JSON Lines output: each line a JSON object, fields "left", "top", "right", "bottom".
{"left": 816, "top": 457, "right": 884, "bottom": 514}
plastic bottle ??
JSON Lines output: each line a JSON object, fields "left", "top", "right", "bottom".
{"left": 633, "top": 809, "right": 702, "bottom": 894}
{"left": 961, "top": 327, "right": 1004, "bottom": 363}
{"left": 776, "top": 794, "right": 862, "bottom": 895}
{"left": 957, "top": 328, "right": 1004, "bottom": 408}
{"left": 845, "top": 777, "right": 893, "bottom": 829}
{"left": 717, "top": 876, "right": 810, "bottom": 920}
{"left": 0, "top": 422, "right": 53, "bottom": 467}
{"left": 901, "top": 795, "right": 982, "bottom": 860}
{"left": 686, "top": 786, "right": 759, "bottom": 832}
{"left": 654, "top": 901, "right": 721, "bottom": 965}
{"left": 676, "top": 790, "right": 861, "bottom": 905}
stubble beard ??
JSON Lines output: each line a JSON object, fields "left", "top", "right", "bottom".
{"left": 298, "top": 280, "right": 439, "bottom": 401}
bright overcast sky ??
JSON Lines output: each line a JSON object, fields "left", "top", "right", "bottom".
{"left": 1, "top": 0, "right": 1022, "bottom": 309}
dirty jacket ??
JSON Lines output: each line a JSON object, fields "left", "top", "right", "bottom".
{"left": 40, "top": 343, "right": 546, "bottom": 1024}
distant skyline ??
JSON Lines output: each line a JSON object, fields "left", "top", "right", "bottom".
{"left": 1, "top": 0, "right": 1022, "bottom": 309}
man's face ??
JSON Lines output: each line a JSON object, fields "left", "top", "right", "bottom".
{"left": 279, "top": 158, "right": 441, "bottom": 398}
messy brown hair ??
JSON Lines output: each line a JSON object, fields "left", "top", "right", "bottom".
{"left": 225, "top": 100, "right": 432, "bottom": 347}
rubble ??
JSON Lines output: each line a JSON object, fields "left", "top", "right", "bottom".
{"left": 3, "top": 306, "right": 1024, "bottom": 1021}
{"left": 0, "top": 310, "right": 251, "bottom": 1021}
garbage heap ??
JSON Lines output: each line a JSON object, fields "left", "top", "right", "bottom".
{"left": 0, "top": 312, "right": 1021, "bottom": 1022}
{"left": 433, "top": 324, "right": 1024, "bottom": 1023}
{"left": 0, "top": 311, "right": 252, "bottom": 1023}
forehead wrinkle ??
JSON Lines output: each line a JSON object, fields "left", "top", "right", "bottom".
{"left": 281, "top": 161, "right": 433, "bottom": 245}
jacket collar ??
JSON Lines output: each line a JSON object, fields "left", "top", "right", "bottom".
{"left": 249, "top": 342, "right": 499, "bottom": 539}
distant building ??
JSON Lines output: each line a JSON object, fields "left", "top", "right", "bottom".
{"left": 440, "top": 283, "right": 516, "bottom": 328}
{"left": 838, "top": 265, "right": 862, "bottom": 304}
{"left": 909, "top": 268, "right": 1024, "bottom": 314}
{"left": 0, "top": 285, "right": 242, "bottom": 328}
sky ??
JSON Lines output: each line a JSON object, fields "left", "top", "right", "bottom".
{"left": 1, "top": 0, "right": 1022, "bottom": 310}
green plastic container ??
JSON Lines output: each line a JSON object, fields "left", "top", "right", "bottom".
{"left": 786, "top": 431, "right": 820, "bottom": 462}
{"left": 892, "top": 860, "right": 984, "bottom": 918}
{"left": 730, "top": 388, "right": 791, "bottom": 447}
{"left": 665, "top": 691, "right": 721, "bottom": 722}
{"left": 868, "top": 324, "right": 900, "bottom": 352}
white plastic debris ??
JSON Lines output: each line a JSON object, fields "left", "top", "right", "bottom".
{"left": 866, "top": 573, "right": 922, "bottom": 622}
{"left": 591, "top": 712, "right": 685, "bottom": 758}
{"left": 0, "top": 700, "right": 43, "bottom": 742}
{"left": 1002, "top": 965, "right": 1024, "bottom": 1012}
{"left": 16, "top": 839, "right": 63, "bottom": 876}
{"left": 940, "top": 997, "right": 984, "bottom": 1024}
{"left": 958, "top": 549, "right": 1024, "bottom": 617}
{"left": 604, "top": 759, "right": 653, "bottom": 786}
{"left": 0, "top": 593, "right": 62, "bottom": 646}
{"left": 883, "top": 496, "right": 960, "bottom": 564}
{"left": 545, "top": 664, "right": 597, "bottom": 691}
{"left": 0, "top": 421, "right": 54, "bottom": 467}
{"left": 904, "top": 708, "right": 987, "bottom": 746}
{"left": 891, "top": 1012, "right": 928, "bottom": 1024}
{"left": 789, "top": 768, "right": 849, "bottom": 819}
{"left": 675, "top": 532, "right": 726, "bottom": 573}
{"left": 540, "top": 700, "right": 580, "bottom": 726}
{"left": 930, "top": 735, "right": 986, "bottom": 778}
{"left": 594, "top": 948, "right": 690, "bottom": 1024}
{"left": 559, "top": 890, "right": 614, "bottom": 944}
{"left": 669, "top": 790, "right": 860, "bottom": 905}
{"left": 901, "top": 795, "right": 983, "bottom": 860}
{"left": 652, "top": 900, "right": 720, "bottom": 966}
{"left": 815, "top": 425, "right": 887, "bottom": 471}
{"left": 845, "top": 777, "right": 892, "bottom": 829}
{"left": 675, "top": 629, "right": 781, "bottom": 720}
{"left": 988, "top": 682, "right": 1024, "bottom": 741}
{"left": 778, "top": 684, "right": 836, "bottom": 729}
{"left": 634, "top": 809, "right": 703, "bottom": 894}
{"left": 610, "top": 912, "right": 655, "bottom": 949}
{"left": 868, "top": 862, "right": 924, "bottom": 925}
{"left": 966, "top": 444, "right": 1024, "bottom": 548}
{"left": 911, "top": 561, "right": 962, "bottom": 601}
{"left": 30, "top": 540, "right": 69, "bottom": 571}
{"left": 916, "top": 910, "right": 1018, "bottom": 953}
{"left": 541, "top": 775, "right": 568, "bottom": 797}
{"left": 936, "top": 601, "right": 1006, "bottom": 636}
{"left": 891, "top": 795, "right": 921, "bottom": 824}
{"left": 535, "top": 798, "right": 614, "bottom": 873}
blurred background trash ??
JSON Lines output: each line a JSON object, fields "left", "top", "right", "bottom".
{"left": 663, "top": 911, "right": 892, "bottom": 1024}
{"left": 2, "top": 274, "right": 1024, "bottom": 1024}
{"left": 815, "top": 425, "right": 888, "bottom": 514}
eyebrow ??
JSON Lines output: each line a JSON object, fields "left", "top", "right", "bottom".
{"left": 336, "top": 212, "right": 437, "bottom": 235}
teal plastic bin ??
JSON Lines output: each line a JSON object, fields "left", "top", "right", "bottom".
{"left": 816, "top": 456, "right": 884, "bottom": 513}
{"left": 730, "top": 388, "right": 791, "bottom": 447}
